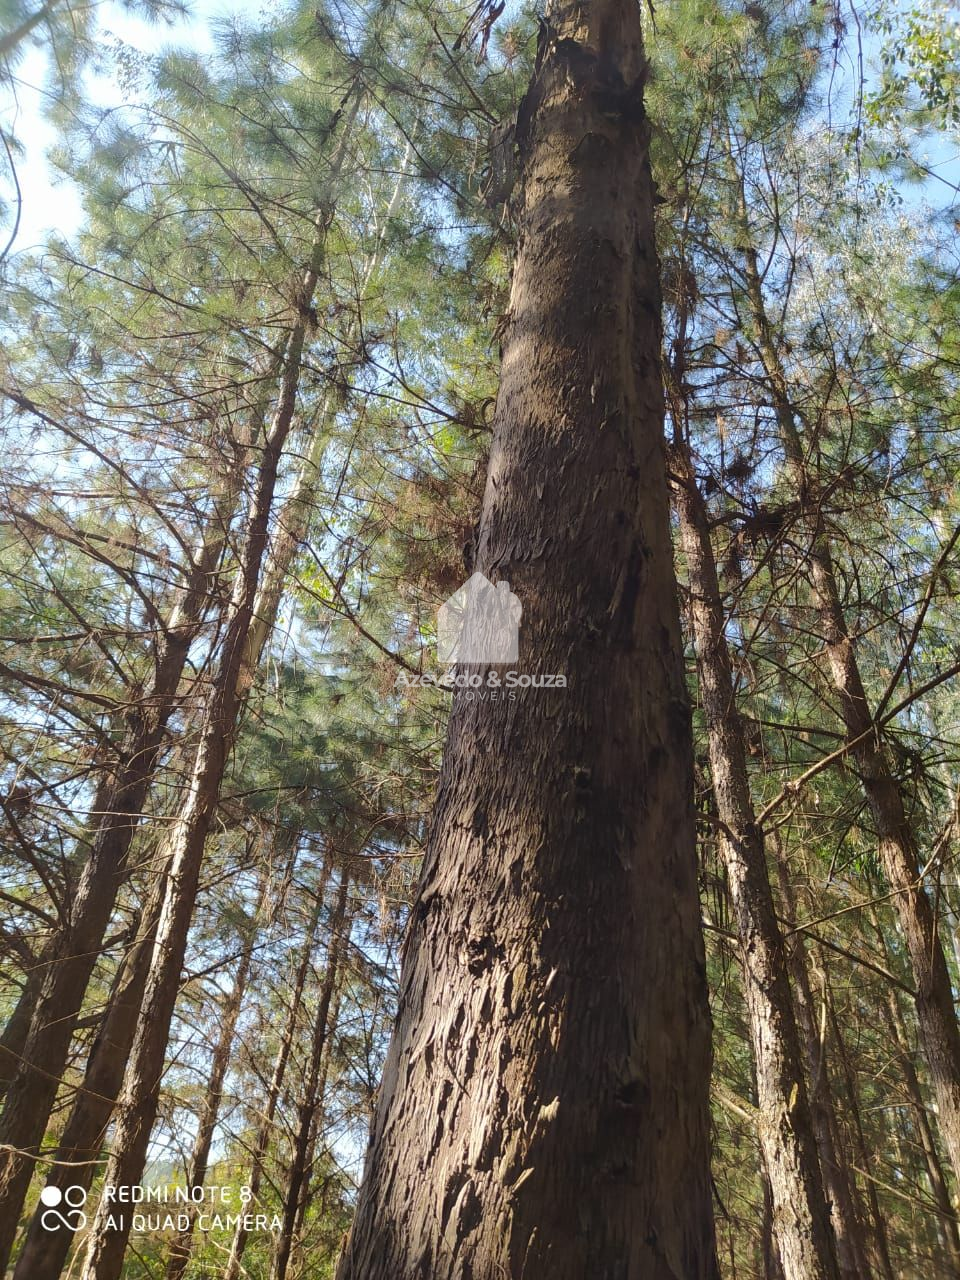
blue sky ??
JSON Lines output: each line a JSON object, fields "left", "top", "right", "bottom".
{"left": 2, "top": 0, "right": 960, "bottom": 261}
{"left": 0, "top": 0, "right": 235, "bottom": 253}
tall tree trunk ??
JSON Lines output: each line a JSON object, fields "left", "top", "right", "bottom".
{"left": 271, "top": 873, "right": 350, "bottom": 1280}
{"left": 223, "top": 865, "right": 329, "bottom": 1280}
{"left": 163, "top": 912, "right": 259, "bottom": 1280}
{"left": 77, "top": 267, "right": 319, "bottom": 1280}
{"left": 10, "top": 896, "right": 160, "bottom": 1280}
{"left": 336, "top": 6, "right": 719, "bottom": 1277}
{"left": 772, "top": 841, "right": 874, "bottom": 1279}
{"left": 0, "top": 443, "right": 249, "bottom": 1268}
{"left": 671, "top": 437, "right": 841, "bottom": 1280}
{"left": 736, "top": 196, "right": 960, "bottom": 1186}
{"left": 825, "top": 981, "right": 898, "bottom": 1280}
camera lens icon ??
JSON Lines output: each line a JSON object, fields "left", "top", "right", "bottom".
{"left": 39, "top": 1185, "right": 87, "bottom": 1230}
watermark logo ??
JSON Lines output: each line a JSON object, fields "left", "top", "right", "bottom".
{"left": 42, "top": 1183, "right": 282, "bottom": 1235}
{"left": 39, "top": 1184, "right": 87, "bottom": 1231}
{"left": 437, "top": 573, "right": 521, "bottom": 665}
{"left": 395, "top": 575, "right": 566, "bottom": 698}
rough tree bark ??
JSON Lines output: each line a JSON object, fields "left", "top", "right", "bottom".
{"left": 335, "top": 4, "right": 719, "bottom": 1277}
{"left": 670, "top": 440, "right": 841, "bottom": 1280}
{"left": 761, "top": 1170, "right": 787, "bottom": 1280}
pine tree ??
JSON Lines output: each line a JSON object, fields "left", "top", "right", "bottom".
{"left": 336, "top": 3, "right": 719, "bottom": 1274}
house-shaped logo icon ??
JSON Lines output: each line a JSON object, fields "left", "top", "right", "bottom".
{"left": 437, "top": 573, "right": 522, "bottom": 665}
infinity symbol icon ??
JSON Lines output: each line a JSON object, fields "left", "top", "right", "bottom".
{"left": 39, "top": 1185, "right": 88, "bottom": 1231}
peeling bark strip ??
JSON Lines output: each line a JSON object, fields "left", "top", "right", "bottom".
{"left": 336, "top": 4, "right": 719, "bottom": 1278}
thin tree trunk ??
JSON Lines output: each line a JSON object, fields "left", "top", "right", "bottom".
{"left": 871, "top": 912, "right": 960, "bottom": 1277}
{"left": 290, "top": 982, "right": 343, "bottom": 1256}
{"left": 886, "top": 985, "right": 960, "bottom": 1275}
{"left": 271, "top": 874, "right": 350, "bottom": 1280}
{"left": 10, "top": 825, "right": 286, "bottom": 1280}
{"left": 9, "top": 897, "right": 159, "bottom": 1280}
{"left": 0, "top": 942, "right": 51, "bottom": 1098}
{"left": 825, "top": 981, "right": 898, "bottom": 1280}
{"left": 240, "top": 127, "right": 408, "bottom": 673}
{"left": 736, "top": 206, "right": 960, "bottom": 1186}
{"left": 160, "top": 834, "right": 295, "bottom": 1280}
{"left": 772, "top": 841, "right": 874, "bottom": 1279}
{"left": 671, "top": 437, "right": 840, "bottom": 1280}
{"left": 336, "top": 6, "right": 719, "bottom": 1276}
{"left": 163, "top": 911, "right": 259, "bottom": 1280}
{"left": 77, "top": 271, "right": 319, "bottom": 1280}
{"left": 223, "top": 865, "right": 329, "bottom": 1280}
{"left": 0, "top": 445, "right": 250, "bottom": 1268}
